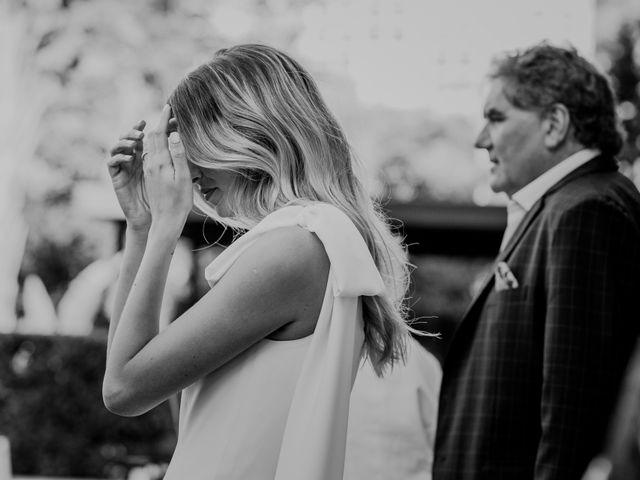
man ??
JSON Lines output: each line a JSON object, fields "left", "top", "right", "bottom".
{"left": 433, "top": 43, "right": 640, "bottom": 480}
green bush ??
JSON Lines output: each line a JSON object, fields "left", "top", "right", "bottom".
{"left": 0, "top": 333, "right": 176, "bottom": 478}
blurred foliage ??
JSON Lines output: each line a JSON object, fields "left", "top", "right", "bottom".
{"left": 597, "top": 0, "right": 640, "bottom": 189}
{"left": 11, "top": 0, "right": 640, "bottom": 335}
{"left": 15, "top": 0, "right": 322, "bottom": 305}
{"left": 350, "top": 107, "right": 480, "bottom": 204}
{"left": 14, "top": 0, "right": 486, "bottom": 310}
{"left": 19, "top": 203, "right": 115, "bottom": 308}
{"left": 409, "top": 255, "right": 493, "bottom": 363}
{"left": 0, "top": 333, "right": 175, "bottom": 477}
{"left": 608, "top": 19, "right": 640, "bottom": 164}
{"left": 18, "top": 0, "right": 239, "bottom": 302}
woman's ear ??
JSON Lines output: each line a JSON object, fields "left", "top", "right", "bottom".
{"left": 542, "top": 103, "right": 571, "bottom": 149}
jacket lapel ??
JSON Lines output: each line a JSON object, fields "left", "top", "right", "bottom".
{"left": 497, "top": 199, "right": 545, "bottom": 262}
{"left": 455, "top": 198, "right": 544, "bottom": 325}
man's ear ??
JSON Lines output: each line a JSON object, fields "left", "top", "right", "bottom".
{"left": 542, "top": 103, "right": 571, "bottom": 149}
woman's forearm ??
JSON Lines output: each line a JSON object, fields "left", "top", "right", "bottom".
{"left": 106, "top": 226, "right": 180, "bottom": 377}
{"left": 107, "top": 227, "right": 148, "bottom": 354}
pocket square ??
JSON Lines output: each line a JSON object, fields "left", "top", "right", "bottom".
{"left": 494, "top": 261, "right": 519, "bottom": 291}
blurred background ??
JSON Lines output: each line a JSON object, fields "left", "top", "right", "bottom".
{"left": 1, "top": 0, "right": 640, "bottom": 478}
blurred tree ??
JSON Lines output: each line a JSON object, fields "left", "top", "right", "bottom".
{"left": 12, "top": 0, "right": 318, "bottom": 322}
{"left": 377, "top": 155, "right": 427, "bottom": 203}
{"left": 608, "top": 19, "right": 640, "bottom": 165}
{"left": 0, "top": 3, "right": 49, "bottom": 332}
{"left": 334, "top": 100, "right": 481, "bottom": 205}
{"left": 10, "top": 0, "right": 487, "bottom": 335}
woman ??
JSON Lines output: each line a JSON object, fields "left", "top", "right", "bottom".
{"left": 103, "top": 44, "right": 413, "bottom": 480}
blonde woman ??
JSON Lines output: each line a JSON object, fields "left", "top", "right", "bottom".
{"left": 103, "top": 44, "right": 413, "bottom": 480}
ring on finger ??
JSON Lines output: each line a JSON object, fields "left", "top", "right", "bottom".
{"left": 141, "top": 152, "right": 149, "bottom": 161}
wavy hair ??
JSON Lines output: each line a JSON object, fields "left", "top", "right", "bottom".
{"left": 168, "top": 44, "right": 413, "bottom": 374}
{"left": 490, "top": 42, "right": 624, "bottom": 156}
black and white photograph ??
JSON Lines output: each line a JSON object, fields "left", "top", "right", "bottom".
{"left": 1, "top": 0, "right": 640, "bottom": 479}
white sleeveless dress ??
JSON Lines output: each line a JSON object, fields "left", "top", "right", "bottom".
{"left": 163, "top": 203, "right": 385, "bottom": 480}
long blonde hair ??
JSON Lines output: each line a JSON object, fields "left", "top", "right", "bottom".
{"left": 168, "top": 44, "right": 412, "bottom": 373}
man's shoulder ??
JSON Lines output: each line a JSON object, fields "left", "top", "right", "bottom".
{"left": 541, "top": 184, "right": 640, "bottom": 241}
{"left": 545, "top": 165, "right": 640, "bottom": 212}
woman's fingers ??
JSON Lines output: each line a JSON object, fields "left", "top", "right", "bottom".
{"left": 155, "top": 105, "right": 172, "bottom": 135}
{"left": 110, "top": 139, "right": 140, "bottom": 157}
{"left": 107, "top": 120, "right": 147, "bottom": 180}
{"left": 119, "top": 129, "right": 144, "bottom": 141}
{"left": 108, "top": 152, "right": 134, "bottom": 165}
{"left": 112, "top": 119, "right": 146, "bottom": 155}
{"left": 141, "top": 105, "right": 175, "bottom": 169}
{"left": 119, "top": 120, "right": 146, "bottom": 140}
{"left": 148, "top": 105, "right": 173, "bottom": 156}
{"left": 107, "top": 153, "right": 134, "bottom": 175}
{"left": 168, "top": 132, "right": 189, "bottom": 179}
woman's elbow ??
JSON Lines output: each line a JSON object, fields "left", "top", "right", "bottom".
{"left": 102, "top": 378, "right": 147, "bottom": 417}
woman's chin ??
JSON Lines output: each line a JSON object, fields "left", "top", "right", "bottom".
{"left": 214, "top": 202, "right": 232, "bottom": 218}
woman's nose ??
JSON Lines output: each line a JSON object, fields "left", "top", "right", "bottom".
{"left": 189, "top": 164, "right": 202, "bottom": 184}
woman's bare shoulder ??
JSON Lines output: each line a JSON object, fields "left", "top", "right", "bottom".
{"left": 231, "top": 225, "right": 329, "bottom": 301}
{"left": 230, "top": 225, "right": 329, "bottom": 339}
{"left": 249, "top": 225, "right": 328, "bottom": 272}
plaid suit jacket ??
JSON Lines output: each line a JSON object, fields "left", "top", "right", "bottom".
{"left": 433, "top": 155, "right": 640, "bottom": 480}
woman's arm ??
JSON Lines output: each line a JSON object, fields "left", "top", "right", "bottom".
{"left": 104, "top": 105, "right": 193, "bottom": 415}
{"left": 107, "top": 228, "right": 147, "bottom": 354}
{"left": 105, "top": 119, "right": 151, "bottom": 354}
{"left": 103, "top": 224, "right": 328, "bottom": 416}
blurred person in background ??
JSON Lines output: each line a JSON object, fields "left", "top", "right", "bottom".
{"left": 433, "top": 43, "right": 640, "bottom": 480}
{"left": 346, "top": 336, "right": 441, "bottom": 480}
{"left": 102, "top": 44, "right": 418, "bottom": 480}
{"left": 582, "top": 340, "right": 640, "bottom": 480}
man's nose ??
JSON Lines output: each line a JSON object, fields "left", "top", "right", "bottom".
{"left": 474, "top": 124, "right": 491, "bottom": 149}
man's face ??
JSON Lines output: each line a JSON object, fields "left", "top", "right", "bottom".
{"left": 475, "top": 79, "right": 548, "bottom": 197}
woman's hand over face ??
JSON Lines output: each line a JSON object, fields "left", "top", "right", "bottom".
{"left": 107, "top": 120, "right": 151, "bottom": 233}
{"left": 142, "top": 105, "right": 193, "bottom": 236}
